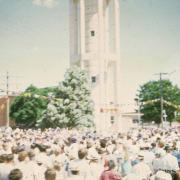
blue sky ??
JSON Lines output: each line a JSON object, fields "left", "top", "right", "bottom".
{"left": 0, "top": 0, "right": 180, "bottom": 104}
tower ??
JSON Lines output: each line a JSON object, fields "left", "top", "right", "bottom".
{"left": 69, "top": 0, "right": 120, "bottom": 131}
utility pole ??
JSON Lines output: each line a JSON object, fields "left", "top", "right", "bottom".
{"left": 0, "top": 72, "right": 21, "bottom": 127}
{"left": 6, "top": 71, "right": 10, "bottom": 127}
{"left": 155, "top": 72, "right": 168, "bottom": 127}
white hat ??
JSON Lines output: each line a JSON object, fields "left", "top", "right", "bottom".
{"left": 151, "top": 171, "right": 172, "bottom": 180}
{"left": 138, "top": 151, "right": 145, "bottom": 159}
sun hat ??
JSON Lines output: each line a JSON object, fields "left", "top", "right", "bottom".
{"left": 150, "top": 171, "right": 172, "bottom": 180}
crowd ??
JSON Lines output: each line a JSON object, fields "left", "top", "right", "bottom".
{"left": 0, "top": 126, "right": 179, "bottom": 180}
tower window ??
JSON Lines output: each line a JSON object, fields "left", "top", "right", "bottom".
{"left": 111, "top": 116, "right": 115, "bottom": 124}
{"left": 91, "top": 76, "right": 96, "bottom": 83}
{"left": 91, "top": 30, "right": 95, "bottom": 36}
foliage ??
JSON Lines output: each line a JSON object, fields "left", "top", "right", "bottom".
{"left": 10, "top": 85, "right": 57, "bottom": 128}
{"left": 37, "top": 67, "right": 94, "bottom": 129}
{"left": 137, "top": 80, "right": 180, "bottom": 124}
{"left": 174, "top": 111, "right": 180, "bottom": 122}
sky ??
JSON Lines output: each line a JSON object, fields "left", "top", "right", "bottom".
{"left": 0, "top": 0, "right": 180, "bottom": 105}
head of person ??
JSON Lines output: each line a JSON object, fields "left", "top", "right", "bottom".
{"left": 2, "top": 143, "right": 9, "bottom": 151}
{"left": 18, "top": 151, "right": 29, "bottom": 162}
{"left": 8, "top": 169, "right": 23, "bottom": 180}
{"left": 104, "top": 159, "right": 116, "bottom": 170}
{"left": 108, "top": 160, "right": 116, "bottom": 170}
{"left": 5, "top": 154, "right": 14, "bottom": 163}
{"left": 158, "top": 141, "right": 165, "bottom": 148}
{"left": 151, "top": 142, "right": 156, "bottom": 149}
{"left": 0, "top": 154, "right": 7, "bottom": 163}
{"left": 45, "top": 168, "right": 56, "bottom": 180}
{"left": 137, "top": 152, "right": 144, "bottom": 161}
{"left": 53, "top": 162, "right": 61, "bottom": 171}
{"left": 86, "top": 140, "right": 93, "bottom": 149}
{"left": 164, "top": 145, "right": 171, "bottom": 153}
{"left": 78, "top": 148, "right": 87, "bottom": 160}
{"left": 28, "top": 150, "right": 35, "bottom": 161}
{"left": 100, "top": 139, "right": 107, "bottom": 148}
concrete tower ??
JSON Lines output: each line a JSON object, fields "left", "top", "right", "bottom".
{"left": 69, "top": 0, "right": 120, "bottom": 131}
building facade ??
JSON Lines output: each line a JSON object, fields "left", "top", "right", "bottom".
{"left": 69, "top": 0, "right": 120, "bottom": 131}
{"left": 0, "top": 96, "right": 15, "bottom": 127}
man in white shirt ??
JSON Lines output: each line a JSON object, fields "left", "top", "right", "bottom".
{"left": 0, "top": 154, "right": 15, "bottom": 180}
{"left": 132, "top": 152, "right": 152, "bottom": 179}
{"left": 163, "top": 146, "right": 179, "bottom": 172}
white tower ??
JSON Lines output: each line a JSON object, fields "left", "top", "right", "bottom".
{"left": 69, "top": 0, "right": 120, "bottom": 131}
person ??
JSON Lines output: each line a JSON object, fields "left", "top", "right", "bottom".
{"left": 15, "top": 151, "right": 36, "bottom": 180}
{"left": 69, "top": 148, "right": 90, "bottom": 180}
{"left": 66, "top": 162, "right": 84, "bottom": 180}
{"left": 162, "top": 145, "right": 179, "bottom": 179}
{"left": 8, "top": 169, "right": 23, "bottom": 180}
{"left": 0, "top": 154, "right": 15, "bottom": 180}
{"left": 132, "top": 152, "right": 152, "bottom": 179}
{"left": 86, "top": 147, "right": 102, "bottom": 180}
{"left": 27, "top": 150, "right": 42, "bottom": 180}
{"left": 100, "top": 159, "right": 122, "bottom": 180}
{"left": 120, "top": 146, "right": 132, "bottom": 177}
{"left": 152, "top": 148, "right": 166, "bottom": 173}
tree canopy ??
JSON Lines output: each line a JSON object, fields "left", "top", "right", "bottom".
{"left": 37, "top": 67, "right": 94, "bottom": 129}
{"left": 137, "top": 79, "right": 180, "bottom": 124}
{"left": 10, "top": 85, "right": 57, "bottom": 128}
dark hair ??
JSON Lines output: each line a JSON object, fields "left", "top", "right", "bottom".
{"left": 8, "top": 169, "right": 23, "bottom": 180}
{"left": 78, "top": 148, "right": 87, "bottom": 159}
{"left": 164, "top": 145, "right": 171, "bottom": 152}
{"left": 0, "top": 154, "right": 7, "bottom": 163}
{"left": 151, "top": 143, "right": 156, "bottom": 148}
{"left": 100, "top": 139, "right": 107, "bottom": 148}
{"left": 71, "top": 170, "right": 79, "bottom": 175}
{"left": 45, "top": 168, "right": 56, "bottom": 180}
{"left": 6, "top": 154, "right": 14, "bottom": 162}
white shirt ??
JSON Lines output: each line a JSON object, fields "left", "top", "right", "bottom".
{"left": 162, "top": 153, "right": 179, "bottom": 171}
{"left": 0, "top": 163, "right": 14, "bottom": 180}
{"left": 152, "top": 157, "right": 165, "bottom": 173}
{"left": 133, "top": 161, "right": 152, "bottom": 179}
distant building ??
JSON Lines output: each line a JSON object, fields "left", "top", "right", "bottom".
{"left": 0, "top": 96, "right": 16, "bottom": 127}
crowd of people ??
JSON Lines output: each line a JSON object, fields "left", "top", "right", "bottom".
{"left": 0, "top": 126, "right": 179, "bottom": 180}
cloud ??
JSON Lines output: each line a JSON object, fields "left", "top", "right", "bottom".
{"left": 32, "top": 0, "right": 58, "bottom": 8}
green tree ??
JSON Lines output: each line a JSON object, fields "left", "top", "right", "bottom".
{"left": 137, "top": 80, "right": 180, "bottom": 124}
{"left": 10, "top": 85, "right": 57, "bottom": 128}
{"left": 38, "top": 67, "right": 94, "bottom": 129}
